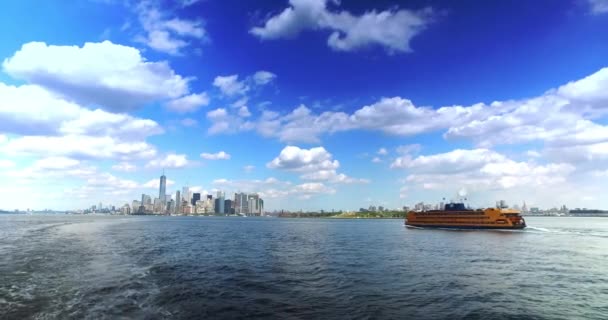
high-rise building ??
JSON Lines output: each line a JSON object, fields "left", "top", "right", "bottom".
{"left": 214, "top": 198, "right": 220, "bottom": 214}
{"left": 248, "top": 194, "right": 260, "bottom": 216}
{"left": 216, "top": 191, "right": 225, "bottom": 214}
{"left": 259, "top": 199, "right": 264, "bottom": 216}
{"left": 175, "top": 191, "right": 181, "bottom": 214}
{"left": 224, "top": 199, "right": 232, "bottom": 214}
{"left": 159, "top": 173, "right": 167, "bottom": 210}
{"left": 234, "top": 192, "right": 248, "bottom": 215}
{"left": 182, "top": 186, "right": 190, "bottom": 203}
{"left": 192, "top": 193, "right": 201, "bottom": 206}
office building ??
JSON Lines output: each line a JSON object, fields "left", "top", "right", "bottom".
{"left": 159, "top": 173, "right": 167, "bottom": 211}
{"left": 224, "top": 199, "right": 232, "bottom": 214}
{"left": 216, "top": 191, "right": 225, "bottom": 214}
{"left": 192, "top": 193, "right": 201, "bottom": 206}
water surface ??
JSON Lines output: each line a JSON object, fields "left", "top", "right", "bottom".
{"left": 1, "top": 215, "right": 607, "bottom": 319}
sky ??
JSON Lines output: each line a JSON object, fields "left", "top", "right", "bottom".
{"left": 1, "top": 0, "right": 608, "bottom": 211}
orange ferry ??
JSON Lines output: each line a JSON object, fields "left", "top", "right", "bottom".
{"left": 405, "top": 202, "right": 526, "bottom": 229}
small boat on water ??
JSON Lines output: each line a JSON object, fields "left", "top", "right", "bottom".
{"left": 405, "top": 202, "right": 526, "bottom": 229}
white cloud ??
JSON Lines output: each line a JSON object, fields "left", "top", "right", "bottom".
{"left": 371, "top": 157, "right": 382, "bottom": 163}
{"left": 243, "top": 165, "right": 255, "bottom": 173}
{"left": 166, "top": 92, "right": 209, "bottom": 113}
{"left": 396, "top": 144, "right": 421, "bottom": 155}
{"left": 267, "top": 146, "right": 366, "bottom": 184}
{"left": 231, "top": 97, "right": 486, "bottom": 143}
{"left": 391, "top": 149, "right": 506, "bottom": 173}
{"left": 253, "top": 71, "right": 277, "bottom": 85}
{"left": 0, "top": 159, "right": 16, "bottom": 168}
{"left": 112, "top": 162, "right": 137, "bottom": 172}
{"left": 2, "top": 41, "right": 191, "bottom": 112}
{"left": 588, "top": 0, "right": 608, "bottom": 14}
{"left": 213, "top": 74, "right": 249, "bottom": 96}
{"left": 206, "top": 107, "right": 254, "bottom": 135}
{"left": 34, "top": 156, "right": 80, "bottom": 170}
{"left": 394, "top": 149, "right": 575, "bottom": 190}
{"left": 268, "top": 146, "right": 339, "bottom": 171}
{"left": 145, "top": 153, "right": 189, "bottom": 168}
{"left": 135, "top": 1, "right": 206, "bottom": 55}
{"left": 200, "top": 151, "right": 231, "bottom": 160}
{"left": 238, "top": 106, "right": 252, "bottom": 117}
{"left": 250, "top": 0, "right": 433, "bottom": 53}
{"left": 292, "top": 182, "right": 336, "bottom": 199}
{"left": 377, "top": 148, "right": 388, "bottom": 155}
{"left": 4, "top": 135, "right": 157, "bottom": 160}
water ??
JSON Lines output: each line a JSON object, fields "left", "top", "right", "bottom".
{"left": 1, "top": 216, "right": 607, "bottom": 319}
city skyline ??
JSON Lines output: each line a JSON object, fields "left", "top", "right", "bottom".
{"left": 1, "top": 1, "right": 608, "bottom": 211}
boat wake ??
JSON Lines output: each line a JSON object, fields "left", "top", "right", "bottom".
{"left": 525, "top": 226, "right": 552, "bottom": 232}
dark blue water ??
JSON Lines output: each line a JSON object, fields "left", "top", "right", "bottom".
{"left": 1, "top": 216, "right": 607, "bottom": 319}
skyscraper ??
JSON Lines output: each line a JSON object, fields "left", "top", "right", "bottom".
{"left": 159, "top": 172, "right": 167, "bottom": 211}
{"left": 182, "top": 186, "right": 190, "bottom": 203}
{"left": 175, "top": 190, "right": 181, "bottom": 214}
{"left": 234, "top": 192, "right": 248, "bottom": 215}
{"left": 192, "top": 193, "right": 201, "bottom": 206}
{"left": 216, "top": 191, "right": 225, "bottom": 215}
{"left": 224, "top": 199, "right": 232, "bottom": 214}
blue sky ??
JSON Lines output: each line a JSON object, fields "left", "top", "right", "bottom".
{"left": 1, "top": 0, "right": 608, "bottom": 211}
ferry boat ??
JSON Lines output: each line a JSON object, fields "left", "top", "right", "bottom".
{"left": 405, "top": 202, "right": 526, "bottom": 229}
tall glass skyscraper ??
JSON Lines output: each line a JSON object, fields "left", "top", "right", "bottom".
{"left": 159, "top": 173, "right": 166, "bottom": 210}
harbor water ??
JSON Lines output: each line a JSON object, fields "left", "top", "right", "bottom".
{"left": 1, "top": 215, "right": 607, "bottom": 319}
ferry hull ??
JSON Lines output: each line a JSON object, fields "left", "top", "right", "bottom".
{"left": 405, "top": 223, "right": 526, "bottom": 230}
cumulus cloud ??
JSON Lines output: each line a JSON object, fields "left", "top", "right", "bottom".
{"left": 238, "top": 106, "right": 252, "bottom": 118}
{"left": 393, "top": 149, "right": 575, "bottom": 190}
{"left": 34, "top": 156, "right": 81, "bottom": 170}
{"left": 267, "top": 146, "right": 367, "bottom": 183}
{"left": 213, "top": 75, "right": 249, "bottom": 96}
{"left": 166, "top": 92, "right": 210, "bottom": 113}
{"left": 250, "top": 0, "right": 433, "bottom": 53}
{"left": 200, "top": 151, "right": 231, "bottom": 160}
{"left": 253, "top": 71, "right": 277, "bottom": 85}
{"left": 377, "top": 148, "right": 388, "bottom": 155}
{"left": 145, "top": 153, "right": 190, "bottom": 168}
{"left": 112, "top": 162, "right": 137, "bottom": 172}
{"left": 207, "top": 97, "right": 486, "bottom": 143}
{"left": 2, "top": 41, "right": 191, "bottom": 112}
{"left": 207, "top": 67, "right": 608, "bottom": 176}
{"left": 267, "top": 146, "right": 339, "bottom": 171}
{"left": 588, "top": 0, "right": 608, "bottom": 14}
{"left": 3, "top": 135, "right": 157, "bottom": 160}
{"left": 0, "top": 159, "right": 15, "bottom": 169}
{"left": 205, "top": 107, "right": 254, "bottom": 135}
{"left": 135, "top": 1, "right": 206, "bottom": 55}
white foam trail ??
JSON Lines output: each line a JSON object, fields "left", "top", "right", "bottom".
{"left": 526, "top": 226, "right": 551, "bottom": 232}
